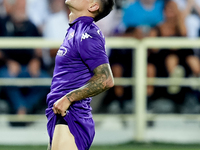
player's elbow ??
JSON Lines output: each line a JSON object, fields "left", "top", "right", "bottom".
{"left": 106, "top": 76, "right": 114, "bottom": 89}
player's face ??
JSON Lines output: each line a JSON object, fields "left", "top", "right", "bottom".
{"left": 65, "top": 0, "right": 72, "bottom": 5}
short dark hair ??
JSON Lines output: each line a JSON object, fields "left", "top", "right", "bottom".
{"left": 94, "top": 0, "right": 114, "bottom": 22}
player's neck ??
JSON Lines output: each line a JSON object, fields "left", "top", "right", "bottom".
{"left": 68, "top": 12, "right": 77, "bottom": 23}
{"left": 68, "top": 10, "right": 94, "bottom": 23}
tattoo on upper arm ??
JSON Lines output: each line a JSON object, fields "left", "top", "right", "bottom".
{"left": 93, "top": 63, "right": 110, "bottom": 79}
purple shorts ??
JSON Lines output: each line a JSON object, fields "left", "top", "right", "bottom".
{"left": 46, "top": 108, "right": 95, "bottom": 150}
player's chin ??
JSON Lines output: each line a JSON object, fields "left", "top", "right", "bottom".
{"left": 65, "top": 0, "right": 70, "bottom": 4}
{"left": 65, "top": 0, "right": 68, "bottom": 4}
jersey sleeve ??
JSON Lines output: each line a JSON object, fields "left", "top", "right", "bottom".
{"left": 78, "top": 28, "right": 109, "bottom": 71}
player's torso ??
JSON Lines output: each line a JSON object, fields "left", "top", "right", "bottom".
{"left": 51, "top": 18, "right": 96, "bottom": 93}
{"left": 46, "top": 17, "right": 106, "bottom": 111}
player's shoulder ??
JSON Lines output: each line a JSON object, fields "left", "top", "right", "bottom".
{"left": 81, "top": 22, "right": 105, "bottom": 40}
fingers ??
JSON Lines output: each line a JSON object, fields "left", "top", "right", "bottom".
{"left": 52, "top": 107, "right": 58, "bottom": 114}
{"left": 52, "top": 107, "right": 67, "bottom": 117}
{"left": 61, "top": 111, "right": 67, "bottom": 117}
{"left": 52, "top": 103, "right": 61, "bottom": 114}
{"left": 52, "top": 104, "right": 67, "bottom": 116}
{"left": 52, "top": 97, "right": 70, "bottom": 116}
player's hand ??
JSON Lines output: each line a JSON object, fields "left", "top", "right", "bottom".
{"left": 52, "top": 95, "right": 72, "bottom": 116}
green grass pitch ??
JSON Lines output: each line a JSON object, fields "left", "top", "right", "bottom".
{"left": 0, "top": 142, "right": 200, "bottom": 150}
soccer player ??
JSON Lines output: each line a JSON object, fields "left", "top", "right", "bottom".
{"left": 46, "top": 0, "right": 114, "bottom": 150}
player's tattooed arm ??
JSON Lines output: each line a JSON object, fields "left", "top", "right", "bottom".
{"left": 66, "top": 63, "right": 114, "bottom": 102}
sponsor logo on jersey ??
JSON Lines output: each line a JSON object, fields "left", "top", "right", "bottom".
{"left": 81, "top": 33, "right": 92, "bottom": 41}
{"left": 57, "top": 46, "right": 68, "bottom": 56}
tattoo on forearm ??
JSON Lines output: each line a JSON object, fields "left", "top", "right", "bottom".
{"left": 68, "top": 63, "right": 113, "bottom": 101}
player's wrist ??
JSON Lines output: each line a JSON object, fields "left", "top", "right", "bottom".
{"left": 66, "top": 95, "right": 72, "bottom": 103}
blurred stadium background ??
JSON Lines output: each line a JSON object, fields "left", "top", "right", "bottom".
{"left": 1, "top": 0, "right": 200, "bottom": 149}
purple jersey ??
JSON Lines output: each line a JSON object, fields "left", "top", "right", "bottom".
{"left": 45, "top": 16, "right": 109, "bottom": 150}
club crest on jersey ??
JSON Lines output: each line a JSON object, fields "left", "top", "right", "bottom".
{"left": 57, "top": 46, "right": 68, "bottom": 56}
{"left": 68, "top": 31, "right": 75, "bottom": 40}
{"left": 81, "top": 33, "right": 92, "bottom": 41}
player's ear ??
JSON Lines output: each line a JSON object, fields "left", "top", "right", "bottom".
{"left": 88, "top": 2, "right": 100, "bottom": 12}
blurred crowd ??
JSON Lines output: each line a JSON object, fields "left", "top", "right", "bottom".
{"left": 0, "top": 0, "right": 69, "bottom": 116}
{"left": 0, "top": 0, "right": 200, "bottom": 117}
